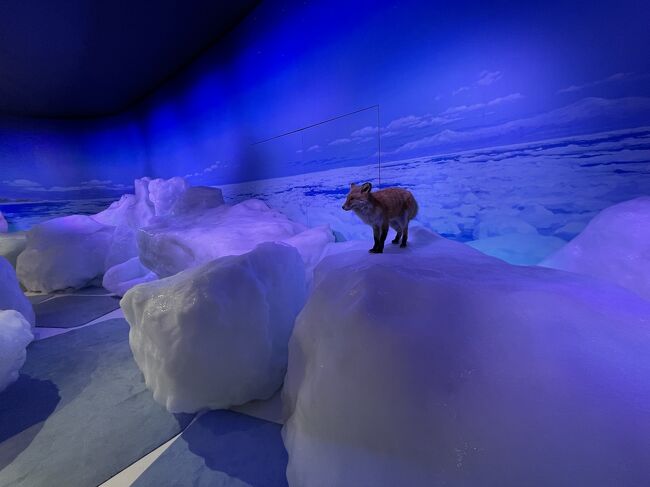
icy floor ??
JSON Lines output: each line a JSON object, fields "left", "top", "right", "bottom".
{"left": 1, "top": 288, "right": 288, "bottom": 487}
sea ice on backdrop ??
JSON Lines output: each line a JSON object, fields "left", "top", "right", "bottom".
{"left": 121, "top": 242, "right": 307, "bottom": 413}
{"left": 0, "top": 210, "right": 7, "bottom": 233}
{"left": 218, "top": 127, "right": 650, "bottom": 265}
{"left": 542, "top": 197, "right": 650, "bottom": 301}
{"left": 283, "top": 227, "right": 650, "bottom": 487}
{"left": 466, "top": 233, "right": 567, "bottom": 266}
{"left": 0, "top": 256, "right": 35, "bottom": 325}
{"left": 0, "top": 310, "right": 33, "bottom": 393}
{"left": 137, "top": 198, "right": 333, "bottom": 278}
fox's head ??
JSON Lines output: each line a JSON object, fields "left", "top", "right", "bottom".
{"left": 342, "top": 182, "right": 372, "bottom": 211}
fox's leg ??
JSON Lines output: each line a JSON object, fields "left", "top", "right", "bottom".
{"left": 369, "top": 225, "right": 381, "bottom": 253}
{"left": 390, "top": 222, "right": 402, "bottom": 244}
{"left": 377, "top": 222, "right": 389, "bottom": 252}
{"left": 400, "top": 223, "right": 409, "bottom": 248}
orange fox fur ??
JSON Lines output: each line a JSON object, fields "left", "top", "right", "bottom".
{"left": 342, "top": 182, "right": 418, "bottom": 253}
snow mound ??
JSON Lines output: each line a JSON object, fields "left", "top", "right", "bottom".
{"left": 0, "top": 211, "right": 7, "bottom": 232}
{"left": 0, "top": 310, "right": 33, "bottom": 393}
{"left": 0, "top": 257, "right": 34, "bottom": 326}
{"left": 16, "top": 215, "right": 114, "bottom": 293}
{"left": 96, "top": 177, "right": 216, "bottom": 270}
{"left": 137, "top": 199, "right": 328, "bottom": 277}
{"left": 542, "top": 197, "right": 650, "bottom": 301}
{"left": 283, "top": 229, "right": 650, "bottom": 486}
{"left": 0, "top": 232, "right": 27, "bottom": 268}
{"left": 102, "top": 257, "right": 157, "bottom": 296}
{"left": 121, "top": 242, "right": 307, "bottom": 413}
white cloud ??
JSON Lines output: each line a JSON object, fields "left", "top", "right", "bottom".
{"left": 393, "top": 96, "right": 650, "bottom": 154}
{"left": 329, "top": 138, "right": 352, "bottom": 146}
{"left": 453, "top": 70, "right": 503, "bottom": 96}
{"left": 2, "top": 179, "right": 41, "bottom": 188}
{"left": 1, "top": 178, "right": 130, "bottom": 193}
{"left": 395, "top": 129, "right": 467, "bottom": 152}
{"left": 185, "top": 161, "right": 226, "bottom": 179}
{"left": 452, "top": 86, "right": 470, "bottom": 96}
{"left": 442, "top": 93, "right": 524, "bottom": 115}
{"left": 80, "top": 179, "right": 112, "bottom": 186}
{"left": 307, "top": 144, "right": 321, "bottom": 152}
{"left": 557, "top": 72, "right": 643, "bottom": 94}
{"left": 375, "top": 94, "right": 522, "bottom": 141}
{"left": 385, "top": 114, "right": 447, "bottom": 132}
{"left": 477, "top": 70, "right": 503, "bottom": 86}
{"left": 351, "top": 126, "right": 378, "bottom": 137}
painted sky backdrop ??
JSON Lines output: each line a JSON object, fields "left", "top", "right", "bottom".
{"left": 1, "top": 0, "right": 649, "bottom": 202}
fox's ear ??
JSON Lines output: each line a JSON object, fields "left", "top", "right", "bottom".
{"left": 360, "top": 182, "right": 372, "bottom": 193}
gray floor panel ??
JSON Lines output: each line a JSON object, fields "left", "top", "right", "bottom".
{"left": 0, "top": 318, "right": 193, "bottom": 487}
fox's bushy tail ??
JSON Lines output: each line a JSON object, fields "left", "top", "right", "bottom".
{"left": 410, "top": 194, "right": 419, "bottom": 219}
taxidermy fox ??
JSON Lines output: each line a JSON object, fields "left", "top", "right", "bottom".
{"left": 342, "top": 182, "right": 418, "bottom": 253}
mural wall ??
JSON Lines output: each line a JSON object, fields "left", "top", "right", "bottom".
{"left": 2, "top": 0, "right": 649, "bottom": 261}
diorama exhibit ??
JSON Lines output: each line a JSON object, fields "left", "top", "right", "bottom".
{"left": 1, "top": 0, "right": 649, "bottom": 485}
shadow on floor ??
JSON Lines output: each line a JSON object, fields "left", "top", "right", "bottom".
{"left": 0, "top": 376, "right": 60, "bottom": 469}
{"left": 134, "top": 410, "right": 288, "bottom": 487}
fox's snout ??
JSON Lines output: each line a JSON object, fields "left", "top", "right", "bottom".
{"left": 342, "top": 203, "right": 350, "bottom": 211}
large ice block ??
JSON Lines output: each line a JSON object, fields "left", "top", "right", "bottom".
{"left": 121, "top": 242, "right": 307, "bottom": 413}
{"left": 283, "top": 228, "right": 650, "bottom": 486}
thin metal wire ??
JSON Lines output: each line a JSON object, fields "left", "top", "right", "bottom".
{"left": 251, "top": 105, "right": 380, "bottom": 145}
{"left": 377, "top": 104, "right": 381, "bottom": 186}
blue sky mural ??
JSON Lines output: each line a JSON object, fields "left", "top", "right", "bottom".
{"left": 1, "top": 0, "right": 649, "bottom": 235}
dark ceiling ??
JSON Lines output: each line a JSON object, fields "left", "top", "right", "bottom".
{"left": 0, "top": 0, "right": 259, "bottom": 119}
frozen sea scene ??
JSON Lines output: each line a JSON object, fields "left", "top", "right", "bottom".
{"left": 223, "top": 126, "right": 650, "bottom": 264}
{"left": 3, "top": 126, "right": 649, "bottom": 266}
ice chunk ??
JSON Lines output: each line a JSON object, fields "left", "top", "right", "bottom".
{"left": 283, "top": 229, "right": 650, "bottom": 486}
{"left": 467, "top": 233, "right": 567, "bottom": 265}
{"left": 0, "top": 310, "right": 33, "bottom": 393}
{"left": 103, "top": 257, "right": 157, "bottom": 296}
{"left": 104, "top": 224, "right": 139, "bottom": 271}
{"left": 137, "top": 199, "right": 310, "bottom": 277}
{"left": 93, "top": 178, "right": 155, "bottom": 228}
{"left": 0, "top": 232, "right": 27, "bottom": 268}
{"left": 170, "top": 186, "right": 224, "bottom": 215}
{"left": 16, "top": 215, "right": 114, "bottom": 292}
{"left": 148, "top": 177, "right": 189, "bottom": 216}
{"left": 13, "top": 177, "right": 224, "bottom": 292}
{"left": 97, "top": 177, "right": 215, "bottom": 271}
{"left": 121, "top": 242, "right": 307, "bottom": 413}
{"left": 542, "top": 197, "right": 650, "bottom": 300}
{"left": 0, "top": 211, "right": 7, "bottom": 233}
{"left": 0, "top": 256, "right": 34, "bottom": 326}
